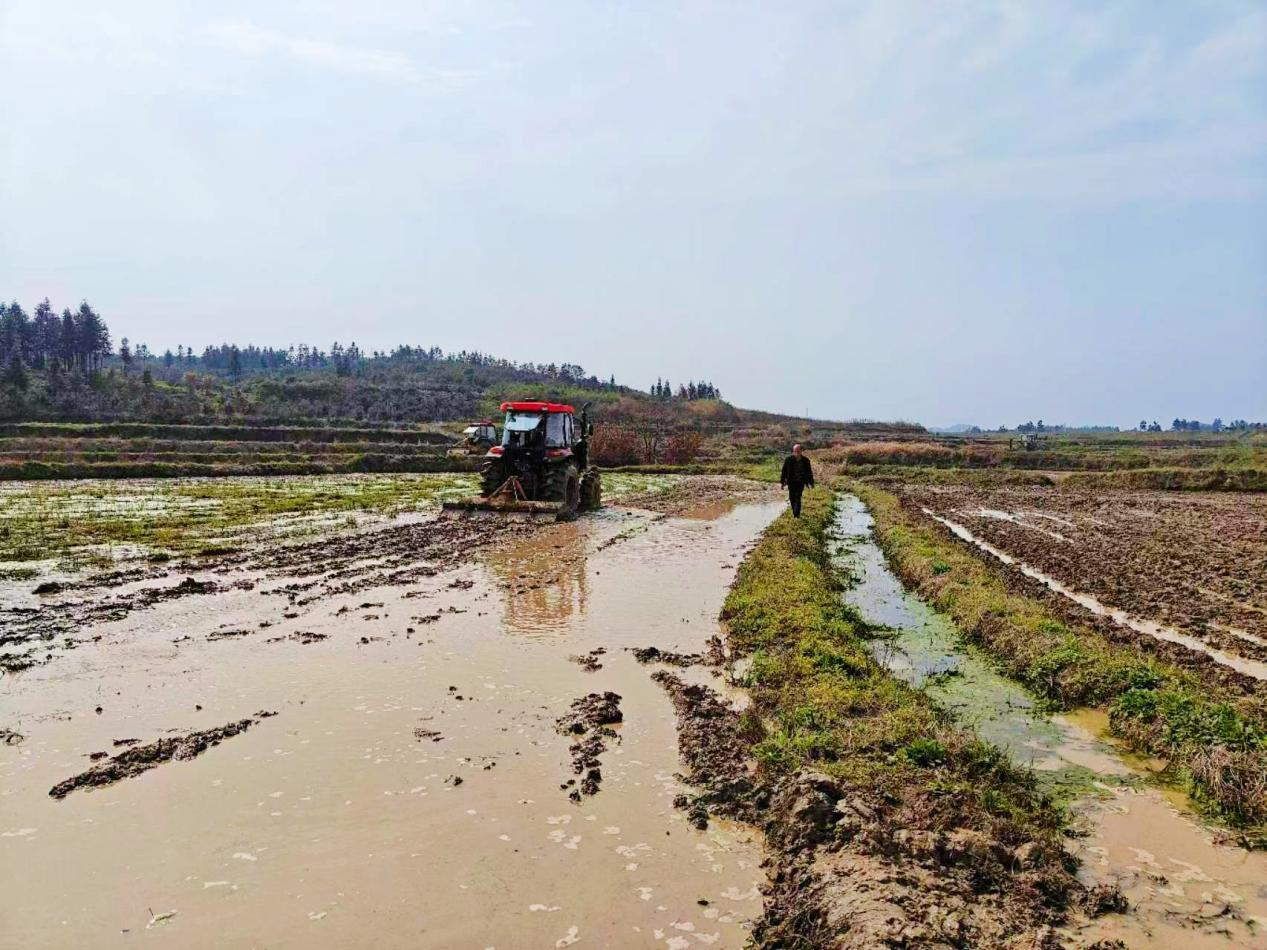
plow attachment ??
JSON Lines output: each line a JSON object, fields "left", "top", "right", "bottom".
{"left": 440, "top": 476, "right": 570, "bottom": 521}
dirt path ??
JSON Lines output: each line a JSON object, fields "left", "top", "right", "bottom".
{"left": 0, "top": 494, "right": 782, "bottom": 949}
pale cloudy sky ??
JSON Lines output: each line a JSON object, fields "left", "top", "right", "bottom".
{"left": 2, "top": 1, "right": 1264, "bottom": 426}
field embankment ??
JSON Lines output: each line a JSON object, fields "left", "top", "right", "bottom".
{"left": 0, "top": 422, "right": 470, "bottom": 480}
{"left": 850, "top": 481, "right": 1267, "bottom": 836}
{"left": 695, "top": 489, "right": 1100, "bottom": 947}
{"left": 820, "top": 432, "right": 1267, "bottom": 491}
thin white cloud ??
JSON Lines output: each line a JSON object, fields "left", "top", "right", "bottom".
{"left": 204, "top": 19, "right": 458, "bottom": 87}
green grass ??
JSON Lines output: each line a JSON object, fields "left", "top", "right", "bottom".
{"left": 721, "top": 488, "right": 1072, "bottom": 847}
{"left": 850, "top": 480, "right": 1267, "bottom": 833}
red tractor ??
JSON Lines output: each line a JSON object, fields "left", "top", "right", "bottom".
{"left": 443, "top": 401, "right": 601, "bottom": 520}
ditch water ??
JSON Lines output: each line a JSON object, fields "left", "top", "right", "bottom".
{"left": 830, "top": 492, "right": 1267, "bottom": 948}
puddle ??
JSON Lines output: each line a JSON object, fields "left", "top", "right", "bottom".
{"left": 921, "top": 508, "right": 1267, "bottom": 682}
{"left": 0, "top": 499, "right": 783, "bottom": 949}
{"left": 835, "top": 492, "right": 1267, "bottom": 948}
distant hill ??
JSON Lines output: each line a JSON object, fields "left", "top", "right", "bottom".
{"left": 0, "top": 298, "right": 922, "bottom": 436}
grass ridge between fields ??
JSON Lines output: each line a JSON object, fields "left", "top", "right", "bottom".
{"left": 718, "top": 488, "right": 1086, "bottom": 946}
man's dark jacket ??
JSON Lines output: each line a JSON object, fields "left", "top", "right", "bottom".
{"left": 780, "top": 455, "right": 814, "bottom": 489}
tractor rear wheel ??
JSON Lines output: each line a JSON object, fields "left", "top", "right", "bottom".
{"left": 544, "top": 462, "right": 580, "bottom": 520}
{"left": 580, "top": 467, "right": 602, "bottom": 511}
{"left": 480, "top": 457, "right": 507, "bottom": 497}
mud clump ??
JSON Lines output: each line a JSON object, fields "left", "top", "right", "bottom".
{"left": 630, "top": 646, "right": 708, "bottom": 668}
{"left": 651, "top": 672, "right": 760, "bottom": 827}
{"left": 48, "top": 711, "right": 277, "bottom": 800}
{"left": 568, "top": 648, "right": 606, "bottom": 672}
{"left": 0, "top": 649, "right": 46, "bottom": 674}
{"left": 267, "top": 631, "right": 327, "bottom": 645}
{"left": 206, "top": 628, "right": 252, "bottom": 641}
{"left": 556, "top": 692, "right": 622, "bottom": 801}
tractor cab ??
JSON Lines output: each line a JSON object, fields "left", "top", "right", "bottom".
{"left": 498, "top": 403, "right": 578, "bottom": 456}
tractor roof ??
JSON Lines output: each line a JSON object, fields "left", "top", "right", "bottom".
{"left": 501, "top": 401, "right": 575, "bottom": 414}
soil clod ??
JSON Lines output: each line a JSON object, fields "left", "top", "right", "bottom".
{"left": 49, "top": 712, "right": 277, "bottom": 800}
{"left": 556, "top": 692, "right": 622, "bottom": 800}
{"left": 568, "top": 648, "right": 606, "bottom": 672}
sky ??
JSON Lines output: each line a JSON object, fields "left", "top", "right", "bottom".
{"left": 1, "top": 1, "right": 1264, "bottom": 427}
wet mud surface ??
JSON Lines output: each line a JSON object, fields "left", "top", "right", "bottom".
{"left": 0, "top": 477, "right": 777, "bottom": 948}
{"left": 898, "top": 485, "right": 1267, "bottom": 671}
{"left": 616, "top": 475, "right": 780, "bottom": 517}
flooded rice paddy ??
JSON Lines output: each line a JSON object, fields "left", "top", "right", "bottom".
{"left": 832, "top": 492, "right": 1267, "bottom": 949}
{"left": 0, "top": 476, "right": 777, "bottom": 949}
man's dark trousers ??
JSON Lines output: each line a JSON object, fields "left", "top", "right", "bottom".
{"left": 788, "top": 484, "right": 804, "bottom": 518}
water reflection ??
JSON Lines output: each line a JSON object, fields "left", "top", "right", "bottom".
{"left": 483, "top": 522, "right": 589, "bottom": 636}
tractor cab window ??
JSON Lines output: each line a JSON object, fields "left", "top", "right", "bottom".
{"left": 546, "top": 413, "right": 569, "bottom": 448}
{"left": 503, "top": 411, "right": 546, "bottom": 448}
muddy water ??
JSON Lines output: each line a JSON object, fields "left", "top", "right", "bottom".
{"left": 0, "top": 500, "right": 782, "bottom": 949}
{"left": 834, "top": 493, "right": 1267, "bottom": 949}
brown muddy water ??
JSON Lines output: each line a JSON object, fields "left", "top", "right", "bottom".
{"left": 835, "top": 493, "right": 1267, "bottom": 949}
{"left": 0, "top": 500, "right": 782, "bottom": 949}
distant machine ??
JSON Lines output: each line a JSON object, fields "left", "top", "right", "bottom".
{"left": 451, "top": 420, "right": 499, "bottom": 455}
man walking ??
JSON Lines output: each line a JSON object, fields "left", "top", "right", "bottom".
{"left": 780, "top": 444, "right": 814, "bottom": 517}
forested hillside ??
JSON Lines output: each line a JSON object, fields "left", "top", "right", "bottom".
{"left": 0, "top": 297, "right": 743, "bottom": 426}
{"left": 0, "top": 297, "right": 904, "bottom": 435}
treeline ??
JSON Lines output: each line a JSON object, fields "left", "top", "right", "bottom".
{"left": 650, "top": 378, "right": 721, "bottom": 401}
{"left": 1161, "top": 418, "right": 1262, "bottom": 432}
{"left": 2, "top": 296, "right": 723, "bottom": 426}
{"left": 0, "top": 296, "right": 625, "bottom": 393}
{"left": 1005, "top": 418, "right": 1263, "bottom": 434}
{"left": 1, "top": 300, "right": 112, "bottom": 374}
